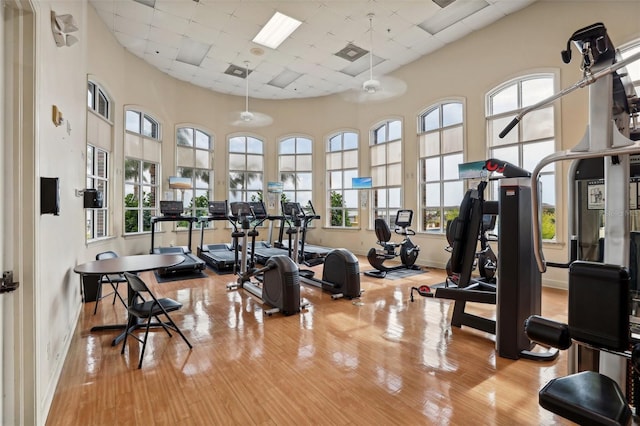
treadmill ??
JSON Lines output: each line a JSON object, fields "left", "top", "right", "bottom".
{"left": 197, "top": 200, "right": 237, "bottom": 272}
{"left": 249, "top": 201, "right": 289, "bottom": 264}
{"left": 150, "top": 201, "right": 206, "bottom": 276}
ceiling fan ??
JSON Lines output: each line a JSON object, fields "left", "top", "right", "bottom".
{"left": 342, "top": 13, "right": 407, "bottom": 103}
{"left": 230, "top": 62, "right": 273, "bottom": 127}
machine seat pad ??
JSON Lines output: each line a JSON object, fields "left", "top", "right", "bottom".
{"left": 539, "top": 371, "right": 631, "bottom": 426}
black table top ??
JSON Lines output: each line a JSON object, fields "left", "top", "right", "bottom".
{"left": 74, "top": 254, "right": 185, "bottom": 275}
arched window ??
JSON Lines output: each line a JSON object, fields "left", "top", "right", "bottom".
{"left": 326, "top": 131, "right": 359, "bottom": 227}
{"left": 418, "top": 101, "right": 464, "bottom": 233}
{"left": 486, "top": 74, "right": 557, "bottom": 239}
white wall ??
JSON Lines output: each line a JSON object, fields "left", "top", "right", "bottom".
{"left": 32, "top": 0, "right": 88, "bottom": 423}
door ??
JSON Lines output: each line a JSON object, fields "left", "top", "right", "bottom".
{"left": 2, "top": 1, "right": 37, "bottom": 424}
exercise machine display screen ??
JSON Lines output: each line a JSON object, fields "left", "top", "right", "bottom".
{"left": 282, "top": 202, "right": 303, "bottom": 217}
{"left": 208, "top": 201, "right": 228, "bottom": 218}
{"left": 230, "top": 202, "right": 252, "bottom": 218}
{"left": 249, "top": 201, "right": 268, "bottom": 220}
{"left": 160, "top": 200, "right": 184, "bottom": 216}
{"left": 395, "top": 210, "right": 413, "bottom": 227}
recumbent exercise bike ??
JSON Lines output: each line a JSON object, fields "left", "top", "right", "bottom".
{"left": 365, "top": 209, "right": 420, "bottom": 278}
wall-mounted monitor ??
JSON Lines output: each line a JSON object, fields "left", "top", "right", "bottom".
{"left": 168, "top": 176, "right": 191, "bottom": 190}
{"left": 352, "top": 177, "right": 372, "bottom": 189}
{"left": 458, "top": 161, "right": 486, "bottom": 179}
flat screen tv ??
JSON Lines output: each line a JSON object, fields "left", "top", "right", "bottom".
{"left": 352, "top": 177, "right": 373, "bottom": 189}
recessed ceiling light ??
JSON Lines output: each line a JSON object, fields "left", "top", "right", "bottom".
{"left": 253, "top": 11, "right": 302, "bottom": 50}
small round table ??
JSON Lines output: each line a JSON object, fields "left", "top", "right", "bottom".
{"left": 74, "top": 254, "right": 185, "bottom": 346}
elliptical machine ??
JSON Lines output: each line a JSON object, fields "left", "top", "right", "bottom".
{"left": 282, "top": 201, "right": 362, "bottom": 299}
{"left": 225, "top": 201, "right": 306, "bottom": 316}
{"left": 365, "top": 209, "right": 421, "bottom": 278}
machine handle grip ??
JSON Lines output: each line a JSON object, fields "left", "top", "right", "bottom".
{"left": 499, "top": 117, "right": 520, "bottom": 138}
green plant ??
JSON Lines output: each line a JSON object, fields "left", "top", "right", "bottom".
{"left": 330, "top": 191, "right": 351, "bottom": 227}
{"left": 542, "top": 208, "right": 556, "bottom": 240}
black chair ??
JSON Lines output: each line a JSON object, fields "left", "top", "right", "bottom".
{"left": 93, "top": 251, "right": 127, "bottom": 315}
{"left": 121, "top": 272, "right": 192, "bottom": 369}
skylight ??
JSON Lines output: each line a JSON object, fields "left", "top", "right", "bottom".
{"left": 253, "top": 11, "right": 302, "bottom": 50}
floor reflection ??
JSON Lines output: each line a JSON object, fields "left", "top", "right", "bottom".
{"left": 48, "top": 261, "right": 572, "bottom": 425}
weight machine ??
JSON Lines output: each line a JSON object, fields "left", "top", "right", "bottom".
{"left": 503, "top": 22, "right": 640, "bottom": 424}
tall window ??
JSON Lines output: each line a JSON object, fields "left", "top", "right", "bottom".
{"left": 124, "top": 109, "right": 161, "bottom": 234}
{"left": 176, "top": 126, "right": 213, "bottom": 223}
{"left": 86, "top": 146, "right": 109, "bottom": 240}
{"left": 86, "top": 80, "right": 112, "bottom": 241}
{"left": 486, "top": 74, "right": 556, "bottom": 239}
{"left": 279, "top": 136, "right": 312, "bottom": 206}
{"left": 124, "top": 159, "right": 159, "bottom": 233}
{"left": 419, "top": 101, "right": 464, "bottom": 233}
{"left": 87, "top": 81, "right": 110, "bottom": 120}
{"left": 228, "top": 135, "right": 264, "bottom": 202}
{"left": 326, "top": 131, "right": 359, "bottom": 227}
{"left": 370, "top": 119, "right": 402, "bottom": 224}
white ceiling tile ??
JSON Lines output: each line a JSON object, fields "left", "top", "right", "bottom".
{"left": 114, "top": 31, "right": 147, "bottom": 54}
{"left": 143, "top": 52, "right": 173, "bottom": 71}
{"left": 190, "top": 3, "right": 235, "bottom": 29}
{"left": 154, "top": 0, "right": 198, "bottom": 21}
{"left": 151, "top": 8, "right": 190, "bottom": 35}
{"left": 184, "top": 21, "right": 220, "bottom": 45}
{"left": 433, "top": 20, "right": 474, "bottom": 44}
{"left": 145, "top": 40, "right": 178, "bottom": 58}
{"left": 114, "top": 0, "right": 154, "bottom": 25}
{"left": 390, "top": 1, "right": 442, "bottom": 26}
{"left": 147, "top": 27, "right": 184, "bottom": 49}
{"left": 114, "top": 15, "right": 151, "bottom": 40}
{"left": 169, "top": 59, "right": 199, "bottom": 77}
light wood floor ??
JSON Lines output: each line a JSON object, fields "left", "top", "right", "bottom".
{"left": 47, "top": 258, "right": 573, "bottom": 425}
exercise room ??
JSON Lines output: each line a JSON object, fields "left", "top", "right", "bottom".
{"left": 3, "top": 0, "right": 640, "bottom": 424}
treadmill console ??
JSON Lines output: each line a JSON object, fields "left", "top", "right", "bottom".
{"left": 282, "top": 202, "right": 303, "bottom": 217}
{"left": 160, "top": 200, "right": 184, "bottom": 216}
{"left": 249, "top": 201, "right": 268, "bottom": 220}
{"left": 208, "top": 201, "right": 228, "bottom": 219}
{"left": 230, "top": 201, "right": 253, "bottom": 219}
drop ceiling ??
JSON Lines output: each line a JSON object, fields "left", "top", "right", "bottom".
{"left": 90, "top": 0, "right": 537, "bottom": 100}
